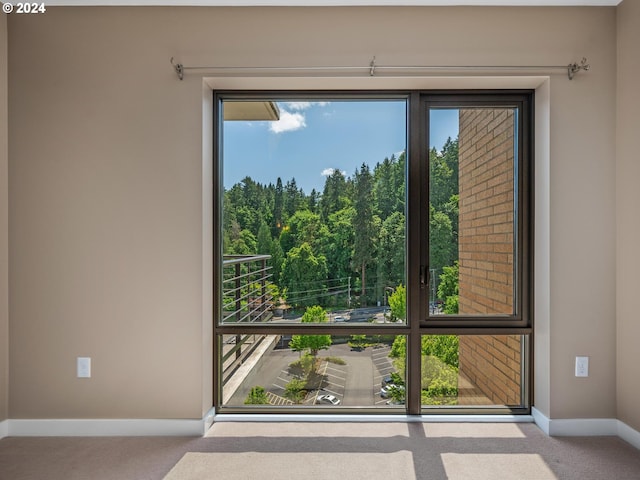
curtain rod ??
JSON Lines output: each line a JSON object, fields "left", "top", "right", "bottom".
{"left": 170, "top": 57, "right": 590, "bottom": 81}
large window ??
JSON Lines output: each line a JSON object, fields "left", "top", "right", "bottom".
{"left": 214, "top": 91, "right": 532, "bottom": 414}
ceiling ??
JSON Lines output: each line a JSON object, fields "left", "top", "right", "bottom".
{"left": 41, "top": 1, "right": 623, "bottom": 6}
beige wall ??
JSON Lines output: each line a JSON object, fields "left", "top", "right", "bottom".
{"left": 7, "top": 6, "right": 618, "bottom": 421}
{"left": 0, "top": 12, "right": 8, "bottom": 423}
{"left": 616, "top": 0, "right": 640, "bottom": 432}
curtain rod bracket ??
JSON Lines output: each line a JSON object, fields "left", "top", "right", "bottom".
{"left": 568, "top": 57, "right": 589, "bottom": 80}
{"left": 170, "top": 57, "right": 184, "bottom": 81}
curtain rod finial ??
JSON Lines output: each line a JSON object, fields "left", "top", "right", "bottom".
{"left": 170, "top": 57, "right": 184, "bottom": 81}
{"left": 568, "top": 57, "right": 589, "bottom": 80}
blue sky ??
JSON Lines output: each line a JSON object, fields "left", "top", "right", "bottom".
{"left": 223, "top": 100, "right": 458, "bottom": 193}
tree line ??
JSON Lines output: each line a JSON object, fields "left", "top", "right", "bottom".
{"left": 223, "top": 138, "right": 460, "bottom": 309}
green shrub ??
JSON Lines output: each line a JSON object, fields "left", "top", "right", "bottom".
{"left": 244, "top": 386, "right": 269, "bottom": 405}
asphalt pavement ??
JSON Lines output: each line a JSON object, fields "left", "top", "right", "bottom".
{"left": 226, "top": 342, "right": 398, "bottom": 408}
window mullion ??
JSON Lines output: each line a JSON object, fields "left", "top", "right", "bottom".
{"left": 406, "top": 92, "right": 425, "bottom": 415}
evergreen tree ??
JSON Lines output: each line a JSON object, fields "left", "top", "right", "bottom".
{"left": 323, "top": 207, "right": 356, "bottom": 284}
{"left": 392, "top": 151, "right": 406, "bottom": 214}
{"left": 353, "top": 163, "right": 376, "bottom": 303}
{"left": 373, "top": 156, "right": 395, "bottom": 219}
{"left": 256, "top": 222, "right": 272, "bottom": 255}
{"left": 284, "top": 178, "right": 304, "bottom": 219}
{"left": 377, "top": 211, "right": 405, "bottom": 290}
{"left": 270, "top": 238, "right": 285, "bottom": 285}
{"left": 320, "top": 168, "right": 349, "bottom": 221}
{"left": 272, "top": 177, "right": 284, "bottom": 237}
{"left": 429, "top": 204, "right": 455, "bottom": 283}
{"left": 429, "top": 139, "right": 458, "bottom": 212}
{"left": 240, "top": 176, "right": 263, "bottom": 235}
{"left": 308, "top": 188, "right": 321, "bottom": 213}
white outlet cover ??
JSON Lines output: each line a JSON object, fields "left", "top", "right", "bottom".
{"left": 575, "top": 356, "right": 589, "bottom": 377}
{"left": 77, "top": 357, "right": 91, "bottom": 378}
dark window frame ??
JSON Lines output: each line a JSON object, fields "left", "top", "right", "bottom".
{"left": 213, "top": 90, "right": 534, "bottom": 416}
{"left": 418, "top": 93, "right": 534, "bottom": 331}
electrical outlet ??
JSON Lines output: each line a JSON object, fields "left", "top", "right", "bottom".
{"left": 77, "top": 357, "right": 91, "bottom": 378}
{"left": 575, "top": 356, "right": 589, "bottom": 377}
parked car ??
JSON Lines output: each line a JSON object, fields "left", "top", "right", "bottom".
{"left": 380, "top": 385, "right": 393, "bottom": 398}
{"left": 317, "top": 394, "right": 341, "bottom": 405}
{"left": 380, "top": 384, "right": 405, "bottom": 399}
{"left": 334, "top": 316, "right": 345, "bottom": 322}
{"left": 381, "top": 374, "right": 394, "bottom": 386}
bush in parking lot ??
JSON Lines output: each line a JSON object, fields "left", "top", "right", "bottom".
{"left": 387, "top": 384, "right": 406, "bottom": 404}
{"left": 288, "top": 353, "right": 316, "bottom": 378}
{"left": 284, "top": 378, "right": 307, "bottom": 404}
{"left": 389, "top": 372, "right": 404, "bottom": 386}
{"left": 299, "top": 353, "right": 315, "bottom": 375}
{"left": 244, "top": 386, "right": 269, "bottom": 405}
{"left": 324, "top": 356, "right": 346, "bottom": 365}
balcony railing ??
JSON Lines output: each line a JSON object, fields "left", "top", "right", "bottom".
{"left": 221, "top": 254, "right": 274, "bottom": 391}
{"left": 222, "top": 254, "right": 273, "bottom": 324}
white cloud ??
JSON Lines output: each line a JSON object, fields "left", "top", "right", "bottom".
{"left": 285, "top": 102, "right": 312, "bottom": 111}
{"left": 285, "top": 101, "right": 330, "bottom": 111}
{"left": 321, "top": 168, "right": 347, "bottom": 177}
{"left": 269, "top": 111, "right": 306, "bottom": 134}
{"left": 268, "top": 102, "right": 330, "bottom": 134}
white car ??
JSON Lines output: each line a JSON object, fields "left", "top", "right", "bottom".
{"left": 317, "top": 394, "right": 341, "bottom": 405}
{"left": 380, "top": 384, "right": 405, "bottom": 399}
{"left": 334, "top": 315, "right": 345, "bottom": 322}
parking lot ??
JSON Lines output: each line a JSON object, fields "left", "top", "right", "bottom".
{"left": 272, "top": 355, "right": 348, "bottom": 405}
{"left": 371, "top": 345, "right": 395, "bottom": 405}
{"left": 228, "top": 341, "right": 399, "bottom": 407}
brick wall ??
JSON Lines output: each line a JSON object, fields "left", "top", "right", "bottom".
{"left": 458, "top": 335, "right": 522, "bottom": 406}
{"left": 457, "top": 108, "right": 521, "bottom": 406}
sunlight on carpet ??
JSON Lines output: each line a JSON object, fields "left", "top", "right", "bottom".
{"left": 441, "top": 453, "right": 558, "bottom": 480}
{"left": 163, "top": 452, "right": 416, "bottom": 480}
{"left": 424, "top": 423, "right": 528, "bottom": 438}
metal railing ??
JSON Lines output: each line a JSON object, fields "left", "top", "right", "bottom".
{"left": 221, "top": 254, "right": 274, "bottom": 388}
{"left": 222, "top": 254, "right": 273, "bottom": 324}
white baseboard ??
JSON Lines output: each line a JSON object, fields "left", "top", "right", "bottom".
{"left": 531, "top": 407, "right": 550, "bottom": 434}
{"left": 7, "top": 408, "right": 216, "bottom": 437}
{"left": 532, "top": 407, "right": 640, "bottom": 449}
{"left": 549, "top": 418, "right": 619, "bottom": 436}
{"left": 2, "top": 408, "right": 638, "bottom": 448}
{"left": 618, "top": 420, "right": 640, "bottom": 450}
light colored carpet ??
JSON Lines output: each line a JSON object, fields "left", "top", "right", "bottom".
{"left": 164, "top": 451, "right": 415, "bottom": 479}
{"left": 1, "top": 422, "right": 639, "bottom": 480}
